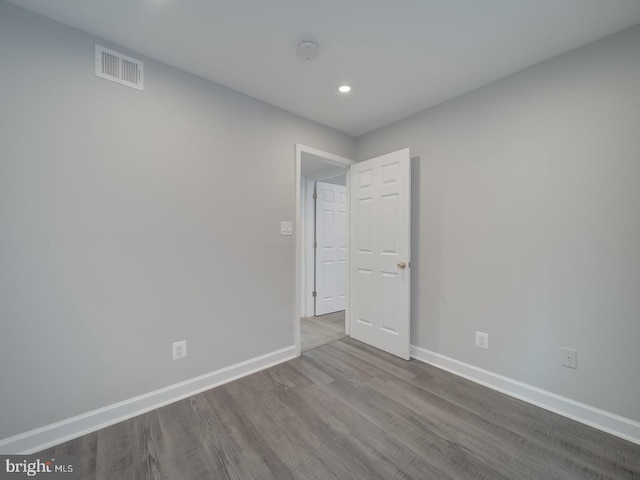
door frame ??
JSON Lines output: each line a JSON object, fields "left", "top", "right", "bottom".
{"left": 294, "top": 144, "right": 355, "bottom": 357}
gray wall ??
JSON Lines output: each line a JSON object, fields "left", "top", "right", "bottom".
{"left": 358, "top": 25, "right": 640, "bottom": 422}
{"left": 2, "top": 0, "right": 639, "bottom": 442}
{"left": 0, "top": 1, "right": 355, "bottom": 439}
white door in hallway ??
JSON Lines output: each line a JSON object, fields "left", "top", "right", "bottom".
{"left": 350, "top": 149, "right": 411, "bottom": 360}
{"left": 315, "top": 181, "right": 347, "bottom": 315}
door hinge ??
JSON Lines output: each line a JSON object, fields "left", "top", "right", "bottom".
{"left": 313, "top": 242, "right": 317, "bottom": 249}
{"left": 312, "top": 192, "right": 318, "bottom": 200}
{"left": 312, "top": 291, "right": 317, "bottom": 297}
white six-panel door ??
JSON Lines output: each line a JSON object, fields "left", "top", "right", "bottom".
{"left": 315, "top": 182, "right": 347, "bottom": 315}
{"left": 349, "top": 149, "right": 411, "bottom": 359}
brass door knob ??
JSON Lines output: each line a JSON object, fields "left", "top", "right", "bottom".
{"left": 397, "top": 261, "right": 407, "bottom": 269}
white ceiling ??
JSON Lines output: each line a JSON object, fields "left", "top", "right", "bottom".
{"left": 8, "top": 0, "right": 640, "bottom": 137}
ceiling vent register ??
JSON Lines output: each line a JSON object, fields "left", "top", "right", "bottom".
{"left": 95, "top": 44, "right": 144, "bottom": 91}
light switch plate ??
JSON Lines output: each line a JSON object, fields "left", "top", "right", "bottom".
{"left": 280, "top": 221, "right": 293, "bottom": 236}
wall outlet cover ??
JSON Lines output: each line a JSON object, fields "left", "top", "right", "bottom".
{"left": 280, "top": 221, "right": 293, "bottom": 236}
{"left": 475, "top": 331, "right": 489, "bottom": 349}
{"left": 561, "top": 347, "right": 577, "bottom": 369}
{"left": 172, "top": 340, "right": 187, "bottom": 360}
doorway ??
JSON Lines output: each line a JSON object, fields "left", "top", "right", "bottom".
{"left": 294, "top": 145, "right": 355, "bottom": 356}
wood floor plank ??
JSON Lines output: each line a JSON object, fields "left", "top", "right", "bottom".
{"left": 313, "top": 373, "right": 516, "bottom": 480}
{"left": 301, "top": 317, "right": 346, "bottom": 352}
{"left": 39, "top": 338, "right": 640, "bottom": 479}
{"left": 287, "top": 356, "right": 335, "bottom": 387}
{"left": 46, "top": 430, "right": 98, "bottom": 478}
{"left": 206, "top": 381, "right": 297, "bottom": 480}
{"left": 316, "top": 311, "right": 346, "bottom": 326}
{"left": 399, "top": 362, "right": 639, "bottom": 479}
{"left": 270, "top": 374, "right": 404, "bottom": 480}
{"left": 327, "top": 340, "right": 419, "bottom": 382}
{"left": 366, "top": 376, "right": 581, "bottom": 479}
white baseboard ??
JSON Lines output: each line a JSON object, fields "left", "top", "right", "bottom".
{"left": 0, "top": 345, "right": 297, "bottom": 454}
{"left": 4, "top": 344, "right": 637, "bottom": 454}
{"left": 410, "top": 345, "right": 640, "bottom": 446}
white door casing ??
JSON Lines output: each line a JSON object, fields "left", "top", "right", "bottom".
{"left": 295, "top": 144, "right": 355, "bottom": 357}
{"left": 315, "top": 182, "right": 347, "bottom": 315}
{"left": 349, "top": 149, "right": 411, "bottom": 360}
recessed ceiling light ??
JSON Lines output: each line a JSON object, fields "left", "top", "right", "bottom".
{"left": 338, "top": 85, "right": 351, "bottom": 94}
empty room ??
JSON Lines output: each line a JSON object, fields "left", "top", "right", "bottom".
{"left": 1, "top": 1, "right": 639, "bottom": 478}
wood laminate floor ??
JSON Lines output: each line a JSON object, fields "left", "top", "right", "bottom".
{"left": 41, "top": 338, "right": 640, "bottom": 479}
{"left": 300, "top": 311, "right": 346, "bottom": 352}
{"left": 315, "top": 311, "right": 346, "bottom": 327}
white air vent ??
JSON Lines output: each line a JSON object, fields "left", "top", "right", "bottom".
{"left": 95, "top": 45, "right": 144, "bottom": 90}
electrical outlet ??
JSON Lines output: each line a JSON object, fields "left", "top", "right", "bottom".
{"left": 475, "top": 331, "right": 489, "bottom": 349}
{"left": 172, "top": 340, "right": 187, "bottom": 360}
{"left": 561, "top": 348, "right": 577, "bottom": 369}
{"left": 280, "top": 221, "right": 293, "bottom": 236}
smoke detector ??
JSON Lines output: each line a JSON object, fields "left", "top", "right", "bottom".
{"left": 297, "top": 40, "right": 319, "bottom": 60}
